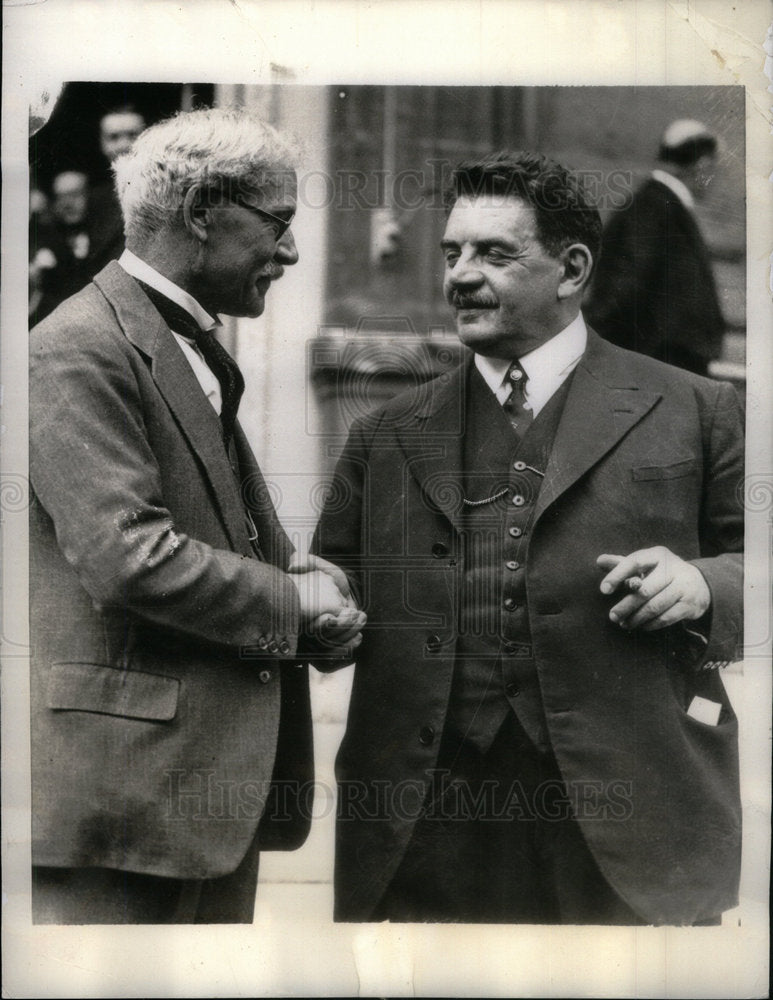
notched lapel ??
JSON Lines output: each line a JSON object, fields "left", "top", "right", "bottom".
{"left": 93, "top": 263, "right": 250, "bottom": 553}
{"left": 396, "top": 361, "right": 468, "bottom": 533}
{"left": 533, "top": 334, "right": 662, "bottom": 525}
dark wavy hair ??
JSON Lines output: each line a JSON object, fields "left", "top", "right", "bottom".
{"left": 444, "top": 151, "right": 602, "bottom": 262}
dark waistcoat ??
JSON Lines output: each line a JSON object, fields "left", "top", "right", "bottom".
{"left": 447, "top": 365, "right": 574, "bottom": 753}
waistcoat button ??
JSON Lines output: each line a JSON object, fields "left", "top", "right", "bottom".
{"left": 509, "top": 526, "right": 523, "bottom": 538}
{"left": 505, "top": 560, "right": 519, "bottom": 571}
{"left": 512, "top": 494, "right": 525, "bottom": 506}
{"left": 419, "top": 725, "right": 435, "bottom": 746}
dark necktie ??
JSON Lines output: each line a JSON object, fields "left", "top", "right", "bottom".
{"left": 501, "top": 360, "right": 533, "bottom": 437}
{"left": 137, "top": 280, "right": 245, "bottom": 447}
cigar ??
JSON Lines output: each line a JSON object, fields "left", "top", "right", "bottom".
{"left": 625, "top": 575, "right": 644, "bottom": 593}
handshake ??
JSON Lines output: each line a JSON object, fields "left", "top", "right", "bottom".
{"left": 287, "top": 553, "right": 366, "bottom": 663}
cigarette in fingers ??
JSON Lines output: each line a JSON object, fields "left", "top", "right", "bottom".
{"left": 625, "top": 574, "right": 644, "bottom": 593}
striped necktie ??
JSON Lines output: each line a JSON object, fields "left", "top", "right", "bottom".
{"left": 501, "top": 360, "right": 533, "bottom": 437}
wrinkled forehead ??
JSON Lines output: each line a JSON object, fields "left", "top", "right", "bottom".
{"left": 101, "top": 112, "right": 145, "bottom": 138}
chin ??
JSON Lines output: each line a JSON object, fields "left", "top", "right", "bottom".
{"left": 232, "top": 295, "right": 266, "bottom": 320}
{"left": 456, "top": 327, "right": 509, "bottom": 355}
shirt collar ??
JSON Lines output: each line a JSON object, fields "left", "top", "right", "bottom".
{"left": 119, "top": 249, "right": 220, "bottom": 334}
{"left": 651, "top": 169, "right": 694, "bottom": 210}
{"left": 474, "top": 313, "right": 588, "bottom": 396}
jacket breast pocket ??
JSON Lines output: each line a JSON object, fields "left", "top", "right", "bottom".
{"left": 47, "top": 662, "right": 179, "bottom": 721}
{"left": 631, "top": 457, "right": 697, "bottom": 482}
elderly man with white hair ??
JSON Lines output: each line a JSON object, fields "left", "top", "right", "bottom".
{"left": 29, "top": 107, "right": 363, "bottom": 924}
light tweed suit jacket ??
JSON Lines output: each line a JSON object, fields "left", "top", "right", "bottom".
{"left": 30, "top": 262, "right": 312, "bottom": 878}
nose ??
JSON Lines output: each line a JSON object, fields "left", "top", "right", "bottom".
{"left": 274, "top": 228, "right": 299, "bottom": 266}
{"left": 446, "top": 251, "right": 484, "bottom": 289}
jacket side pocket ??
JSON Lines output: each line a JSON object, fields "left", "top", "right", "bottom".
{"left": 47, "top": 661, "right": 179, "bottom": 721}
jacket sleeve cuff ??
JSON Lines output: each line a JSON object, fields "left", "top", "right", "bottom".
{"left": 682, "top": 556, "right": 743, "bottom": 671}
{"left": 240, "top": 566, "right": 302, "bottom": 661}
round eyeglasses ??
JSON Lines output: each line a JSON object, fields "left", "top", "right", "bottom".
{"left": 231, "top": 197, "right": 295, "bottom": 240}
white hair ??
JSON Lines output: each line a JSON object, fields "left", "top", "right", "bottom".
{"left": 112, "top": 106, "right": 300, "bottom": 245}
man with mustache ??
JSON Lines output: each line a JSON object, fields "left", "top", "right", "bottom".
{"left": 29, "top": 107, "right": 361, "bottom": 923}
{"left": 314, "top": 151, "right": 743, "bottom": 924}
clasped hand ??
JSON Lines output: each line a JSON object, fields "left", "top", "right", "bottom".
{"left": 597, "top": 546, "right": 711, "bottom": 630}
{"left": 288, "top": 553, "right": 366, "bottom": 656}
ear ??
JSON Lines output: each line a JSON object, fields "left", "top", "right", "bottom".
{"left": 182, "top": 185, "right": 212, "bottom": 243}
{"left": 557, "top": 243, "right": 593, "bottom": 300}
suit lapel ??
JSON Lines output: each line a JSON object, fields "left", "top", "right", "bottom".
{"left": 396, "top": 357, "right": 470, "bottom": 533}
{"left": 93, "top": 263, "right": 250, "bottom": 554}
{"left": 533, "top": 330, "right": 662, "bottom": 526}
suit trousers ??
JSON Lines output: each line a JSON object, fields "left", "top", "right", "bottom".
{"left": 32, "top": 830, "right": 261, "bottom": 924}
{"left": 372, "top": 713, "right": 645, "bottom": 924}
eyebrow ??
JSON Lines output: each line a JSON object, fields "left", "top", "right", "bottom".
{"left": 243, "top": 200, "right": 296, "bottom": 216}
{"left": 439, "top": 238, "right": 519, "bottom": 252}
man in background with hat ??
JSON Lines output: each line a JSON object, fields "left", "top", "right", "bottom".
{"left": 587, "top": 119, "right": 725, "bottom": 375}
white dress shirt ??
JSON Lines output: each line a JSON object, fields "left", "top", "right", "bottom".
{"left": 651, "top": 168, "right": 695, "bottom": 211}
{"left": 119, "top": 249, "right": 223, "bottom": 415}
{"left": 474, "top": 313, "right": 587, "bottom": 419}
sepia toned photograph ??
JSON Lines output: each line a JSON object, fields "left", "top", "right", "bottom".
{"left": 3, "top": 2, "right": 770, "bottom": 997}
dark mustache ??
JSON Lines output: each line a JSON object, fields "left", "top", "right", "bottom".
{"left": 451, "top": 293, "right": 498, "bottom": 309}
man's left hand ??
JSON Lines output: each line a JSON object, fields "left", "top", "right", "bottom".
{"left": 597, "top": 547, "right": 711, "bottom": 631}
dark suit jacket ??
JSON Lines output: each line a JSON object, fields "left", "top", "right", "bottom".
{"left": 314, "top": 331, "right": 743, "bottom": 924}
{"left": 586, "top": 177, "right": 725, "bottom": 368}
{"left": 30, "top": 261, "right": 312, "bottom": 879}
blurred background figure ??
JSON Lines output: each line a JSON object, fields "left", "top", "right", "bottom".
{"left": 98, "top": 105, "right": 146, "bottom": 162}
{"left": 87, "top": 106, "right": 147, "bottom": 273}
{"left": 29, "top": 187, "right": 51, "bottom": 228}
{"left": 29, "top": 171, "right": 92, "bottom": 323}
{"left": 29, "top": 106, "right": 148, "bottom": 323}
{"left": 586, "top": 119, "right": 724, "bottom": 376}
{"left": 28, "top": 189, "right": 51, "bottom": 319}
